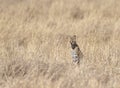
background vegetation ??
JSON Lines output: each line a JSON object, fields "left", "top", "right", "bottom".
{"left": 0, "top": 0, "right": 120, "bottom": 88}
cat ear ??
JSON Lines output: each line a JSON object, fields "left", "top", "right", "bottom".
{"left": 69, "top": 37, "right": 72, "bottom": 43}
{"left": 73, "top": 35, "right": 76, "bottom": 41}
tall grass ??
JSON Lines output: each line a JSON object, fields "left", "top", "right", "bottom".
{"left": 0, "top": 0, "right": 120, "bottom": 88}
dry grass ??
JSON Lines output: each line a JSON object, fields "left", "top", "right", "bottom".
{"left": 0, "top": 0, "right": 120, "bottom": 88}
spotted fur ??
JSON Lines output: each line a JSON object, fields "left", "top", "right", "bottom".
{"left": 70, "top": 35, "right": 83, "bottom": 64}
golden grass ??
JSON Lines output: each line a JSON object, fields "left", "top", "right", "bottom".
{"left": 0, "top": 0, "right": 120, "bottom": 88}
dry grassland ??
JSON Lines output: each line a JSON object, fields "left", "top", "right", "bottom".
{"left": 0, "top": 0, "right": 120, "bottom": 88}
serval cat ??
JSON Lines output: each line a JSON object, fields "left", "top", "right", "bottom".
{"left": 70, "top": 35, "right": 83, "bottom": 65}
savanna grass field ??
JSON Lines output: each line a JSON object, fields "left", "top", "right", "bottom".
{"left": 0, "top": 0, "right": 120, "bottom": 88}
